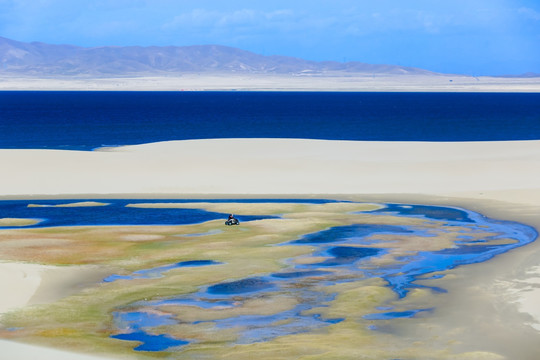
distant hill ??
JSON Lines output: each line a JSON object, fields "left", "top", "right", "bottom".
{"left": 495, "top": 72, "right": 540, "bottom": 78}
{"left": 0, "top": 36, "right": 438, "bottom": 77}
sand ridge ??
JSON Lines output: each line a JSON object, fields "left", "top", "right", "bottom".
{"left": 1, "top": 139, "right": 540, "bottom": 202}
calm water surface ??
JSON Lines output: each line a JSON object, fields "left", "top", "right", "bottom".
{"left": 1, "top": 92, "right": 539, "bottom": 150}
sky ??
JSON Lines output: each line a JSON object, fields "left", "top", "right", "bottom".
{"left": 0, "top": 0, "right": 539, "bottom": 75}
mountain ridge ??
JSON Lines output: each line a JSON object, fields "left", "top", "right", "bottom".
{"left": 0, "top": 36, "right": 439, "bottom": 77}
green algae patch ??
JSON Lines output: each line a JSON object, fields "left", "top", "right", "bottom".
{"left": 319, "top": 279, "right": 396, "bottom": 320}
{"left": 0, "top": 218, "right": 42, "bottom": 227}
{"left": 126, "top": 201, "right": 383, "bottom": 216}
{"left": 162, "top": 295, "right": 300, "bottom": 324}
{"left": 28, "top": 201, "right": 110, "bottom": 208}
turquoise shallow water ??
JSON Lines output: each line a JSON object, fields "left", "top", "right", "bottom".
{"left": 99, "top": 202, "right": 537, "bottom": 352}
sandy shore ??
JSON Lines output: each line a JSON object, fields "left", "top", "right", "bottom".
{"left": 1, "top": 139, "right": 539, "bottom": 202}
{"left": 0, "top": 339, "right": 114, "bottom": 360}
{"left": 0, "top": 261, "right": 113, "bottom": 359}
{"left": 1, "top": 138, "right": 540, "bottom": 358}
{"left": 0, "top": 73, "right": 539, "bottom": 92}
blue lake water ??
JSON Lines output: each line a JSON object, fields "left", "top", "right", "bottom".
{"left": 1, "top": 92, "right": 539, "bottom": 150}
{"left": 0, "top": 199, "right": 339, "bottom": 229}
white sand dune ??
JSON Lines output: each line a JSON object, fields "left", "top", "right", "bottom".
{"left": 1, "top": 138, "right": 540, "bottom": 359}
{"left": 0, "top": 262, "right": 114, "bottom": 359}
{"left": 1, "top": 139, "right": 540, "bottom": 203}
{"left": 0, "top": 262, "right": 48, "bottom": 314}
{"left": 0, "top": 339, "right": 111, "bottom": 360}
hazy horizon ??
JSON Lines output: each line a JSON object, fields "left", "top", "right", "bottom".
{"left": 1, "top": 0, "right": 539, "bottom": 76}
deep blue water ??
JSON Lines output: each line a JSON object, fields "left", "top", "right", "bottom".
{"left": 1, "top": 91, "right": 539, "bottom": 150}
{"left": 207, "top": 277, "right": 274, "bottom": 295}
{"left": 0, "top": 199, "right": 341, "bottom": 229}
{"left": 0, "top": 199, "right": 288, "bottom": 228}
{"left": 111, "top": 312, "right": 188, "bottom": 351}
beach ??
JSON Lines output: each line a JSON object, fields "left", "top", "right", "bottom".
{"left": 0, "top": 74, "right": 539, "bottom": 92}
{"left": 1, "top": 138, "right": 540, "bottom": 359}
{"left": 1, "top": 139, "right": 539, "bottom": 200}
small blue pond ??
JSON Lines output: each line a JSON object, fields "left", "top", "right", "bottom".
{"left": 111, "top": 331, "right": 189, "bottom": 352}
{"left": 291, "top": 224, "right": 413, "bottom": 244}
{"left": 207, "top": 277, "right": 274, "bottom": 295}
{"left": 104, "top": 260, "right": 221, "bottom": 282}
{"left": 314, "top": 246, "right": 383, "bottom": 266}
{"left": 111, "top": 311, "right": 188, "bottom": 351}
{"left": 363, "top": 308, "right": 433, "bottom": 320}
{"left": 372, "top": 204, "right": 473, "bottom": 222}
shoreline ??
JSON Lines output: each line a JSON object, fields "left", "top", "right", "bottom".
{"left": 1, "top": 138, "right": 540, "bottom": 358}
{"left": 0, "top": 74, "right": 539, "bottom": 92}
{"left": 0, "top": 262, "right": 110, "bottom": 314}
{"left": 1, "top": 139, "right": 540, "bottom": 200}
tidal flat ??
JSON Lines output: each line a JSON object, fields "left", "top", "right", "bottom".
{"left": 0, "top": 201, "right": 537, "bottom": 359}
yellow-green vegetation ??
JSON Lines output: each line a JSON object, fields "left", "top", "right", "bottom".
{"left": 126, "top": 201, "right": 383, "bottom": 215}
{"left": 0, "top": 218, "right": 41, "bottom": 227}
{"left": 28, "top": 201, "right": 110, "bottom": 208}
{"left": 0, "top": 202, "right": 511, "bottom": 359}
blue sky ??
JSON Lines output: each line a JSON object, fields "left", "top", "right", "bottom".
{"left": 0, "top": 0, "right": 539, "bottom": 75}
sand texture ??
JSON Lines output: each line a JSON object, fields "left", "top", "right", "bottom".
{"left": 1, "top": 139, "right": 539, "bottom": 204}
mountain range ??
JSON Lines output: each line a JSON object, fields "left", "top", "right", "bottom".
{"left": 0, "top": 36, "right": 438, "bottom": 77}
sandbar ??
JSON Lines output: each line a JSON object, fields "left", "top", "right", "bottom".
{"left": 0, "top": 74, "right": 539, "bottom": 92}
{"left": 27, "top": 202, "right": 109, "bottom": 208}
{"left": 0, "top": 218, "right": 41, "bottom": 227}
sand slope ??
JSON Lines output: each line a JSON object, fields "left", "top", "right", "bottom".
{"left": 1, "top": 139, "right": 539, "bottom": 205}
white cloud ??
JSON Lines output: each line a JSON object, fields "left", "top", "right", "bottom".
{"left": 162, "top": 9, "right": 216, "bottom": 29}
{"left": 163, "top": 8, "right": 295, "bottom": 31}
{"left": 518, "top": 7, "right": 540, "bottom": 21}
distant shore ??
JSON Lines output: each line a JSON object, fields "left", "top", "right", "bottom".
{"left": 1, "top": 73, "right": 539, "bottom": 92}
